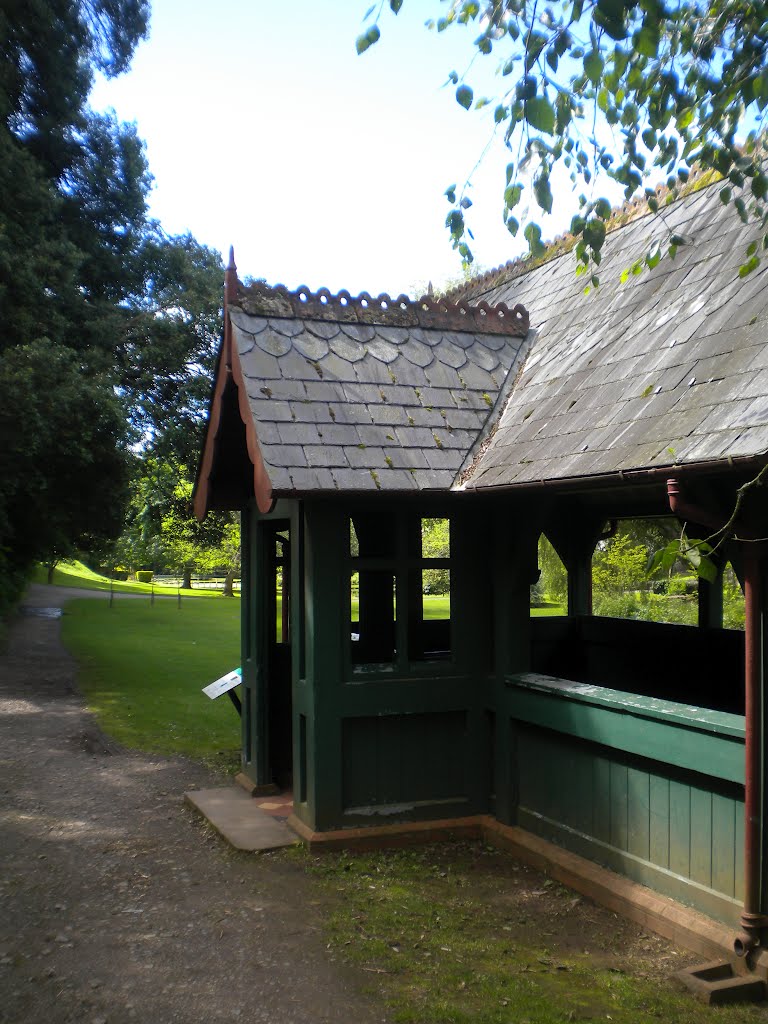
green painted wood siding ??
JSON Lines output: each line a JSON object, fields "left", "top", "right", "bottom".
{"left": 342, "top": 711, "right": 468, "bottom": 812}
{"left": 505, "top": 676, "right": 745, "bottom": 925}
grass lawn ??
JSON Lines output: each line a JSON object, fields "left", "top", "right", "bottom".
{"left": 530, "top": 602, "right": 566, "bottom": 617}
{"left": 296, "top": 844, "right": 764, "bottom": 1024}
{"left": 62, "top": 597, "right": 241, "bottom": 769}
{"left": 33, "top": 559, "right": 224, "bottom": 597}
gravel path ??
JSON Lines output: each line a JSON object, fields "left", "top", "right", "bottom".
{"left": 0, "top": 587, "right": 386, "bottom": 1024}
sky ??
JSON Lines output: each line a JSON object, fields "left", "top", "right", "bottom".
{"left": 90, "top": 1, "right": 624, "bottom": 297}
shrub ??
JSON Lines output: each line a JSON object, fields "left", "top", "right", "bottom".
{"left": 135, "top": 570, "right": 153, "bottom": 583}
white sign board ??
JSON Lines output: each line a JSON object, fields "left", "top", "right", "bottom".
{"left": 202, "top": 668, "right": 242, "bottom": 700}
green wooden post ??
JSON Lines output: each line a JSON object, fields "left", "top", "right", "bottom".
{"left": 493, "top": 506, "right": 539, "bottom": 825}
{"left": 547, "top": 515, "right": 603, "bottom": 618}
{"left": 699, "top": 552, "right": 725, "bottom": 629}
{"left": 303, "top": 501, "right": 346, "bottom": 830}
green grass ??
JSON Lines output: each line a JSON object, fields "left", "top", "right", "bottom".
{"left": 33, "top": 559, "right": 227, "bottom": 597}
{"left": 297, "top": 844, "right": 766, "bottom": 1024}
{"left": 530, "top": 602, "right": 566, "bottom": 617}
{"left": 62, "top": 597, "right": 241, "bottom": 769}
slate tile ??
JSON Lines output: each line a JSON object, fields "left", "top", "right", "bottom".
{"left": 378, "top": 467, "right": 419, "bottom": 490}
{"left": 304, "top": 319, "right": 340, "bottom": 339}
{"left": 355, "top": 356, "right": 394, "bottom": 387}
{"left": 316, "top": 351, "right": 357, "bottom": 381}
{"left": 263, "top": 443, "right": 308, "bottom": 468}
{"left": 383, "top": 447, "right": 429, "bottom": 469}
{"left": 240, "top": 349, "right": 281, "bottom": 379}
{"left": 253, "top": 421, "right": 281, "bottom": 444}
{"left": 288, "top": 467, "right": 329, "bottom": 489}
{"left": 328, "top": 332, "right": 366, "bottom": 363}
{"left": 367, "top": 336, "right": 399, "bottom": 363}
{"left": 277, "top": 422, "right": 321, "bottom": 445}
{"left": 394, "top": 425, "right": 437, "bottom": 449}
{"left": 230, "top": 309, "right": 267, "bottom": 334}
{"left": 268, "top": 317, "right": 305, "bottom": 338}
{"left": 368, "top": 404, "right": 409, "bottom": 426}
{"left": 407, "top": 406, "right": 451, "bottom": 428}
{"left": 300, "top": 380, "right": 349, "bottom": 403}
{"left": 266, "top": 465, "right": 293, "bottom": 489}
{"left": 424, "top": 361, "right": 464, "bottom": 390}
{"left": 457, "top": 361, "right": 497, "bottom": 392}
{"left": 409, "top": 469, "right": 452, "bottom": 490}
{"left": 246, "top": 398, "right": 293, "bottom": 422}
{"left": 343, "top": 445, "right": 388, "bottom": 468}
{"left": 329, "top": 468, "right": 379, "bottom": 490}
{"left": 399, "top": 337, "right": 434, "bottom": 368}
{"left": 388, "top": 353, "right": 427, "bottom": 386}
{"left": 292, "top": 332, "right": 330, "bottom": 361}
{"left": 315, "top": 423, "right": 362, "bottom": 445}
{"left": 356, "top": 423, "right": 397, "bottom": 447}
{"left": 424, "top": 448, "right": 463, "bottom": 470}
{"left": 340, "top": 322, "right": 377, "bottom": 343}
{"left": 304, "top": 445, "right": 345, "bottom": 468}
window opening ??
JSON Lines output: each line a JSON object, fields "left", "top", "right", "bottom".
{"left": 723, "top": 561, "right": 745, "bottom": 630}
{"left": 592, "top": 518, "right": 697, "bottom": 625}
{"left": 348, "top": 512, "right": 453, "bottom": 670}
{"left": 350, "top": 571, "right": 397, "bottom": 664}
{"left": 530, "top": 534, "right": 566, "bottom": 617}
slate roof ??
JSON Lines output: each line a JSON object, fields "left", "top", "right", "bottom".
{"left": 198, "top": 282, "right": 529, "bottom": 506}
{"left": 458, "top": 179, "right": 768, "bottom": 492}
{"left": 197, "top": 177, "right": 768, "bottom": 515}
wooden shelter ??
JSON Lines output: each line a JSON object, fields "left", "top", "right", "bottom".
{"left": 195, "top": 176, "right": 768, "bottom": 957}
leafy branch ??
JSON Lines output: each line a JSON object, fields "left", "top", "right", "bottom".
{"left": 359, "top": 0, "right": 768, "bottom": 277}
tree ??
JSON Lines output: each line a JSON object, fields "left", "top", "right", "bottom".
{"left": 0, "top": 2, "right": 224, "bottom": 599}
{"left": 0, "top": 340, "right": 130, "bottom": 606}
{"left": 361, "top": 0, "right": 768, "bottom": 278}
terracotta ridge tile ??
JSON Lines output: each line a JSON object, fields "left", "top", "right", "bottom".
{"left": 233, "top": 280, "right": 529, "bottom": 338}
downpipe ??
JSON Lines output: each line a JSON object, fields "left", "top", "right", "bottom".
{"left": 667, "top": 478, "right": 768, "bottom": 958}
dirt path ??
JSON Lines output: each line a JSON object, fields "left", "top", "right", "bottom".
{"left": 0, "top": 588, "right": 386, "bottom": 1024}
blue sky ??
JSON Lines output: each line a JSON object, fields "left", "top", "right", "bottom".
{"left": 90, "top": 1, "right": 620, "bottom": 296}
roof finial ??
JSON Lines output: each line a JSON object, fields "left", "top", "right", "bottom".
{"left": 224, "top": 245, "right": 238, "bottom": 308}
{"left": 427, "top": 280, "right": 434, "bottom": 297}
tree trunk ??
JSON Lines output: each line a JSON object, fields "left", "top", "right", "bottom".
{"left": 182, "top": 565, "right": 192, "bottom": 590}
{"left": 222, "top": 566, "right": 236, "bottom": 597}
{"left": 46, "top": 561, "right": 58, "bottom": 584}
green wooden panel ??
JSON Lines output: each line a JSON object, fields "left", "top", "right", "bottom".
{"left": 626, "top": 767, "right": 650, "bottom": 862}
{"left": 517, "top": 808, "right": 742, "bottom": 927}
{"left": 712, "top": 792, "right": 736, "bottom": 898}
{"left": 689, "top": 786, "right": 713, "bottom": 888}
{"left": 506, "top": 675, "right": 745, "bottom": 784}
{"left": 668, "top": 779, "right": 691, "bottom": 879}
{"left": 609, "top": 761, "right": 628, "bottom": 851}
{"left": 591, "top": 755, "right": 611, "bottom": 844}
{"left": 735, "top": 804, "right": 745, "bottom": 899}
{"left": 513, "top": 722, "right": 744, "bottom": 920}
{"left": 566, "top": 742, "right": 594, "bottom": 837}
{"left": 341, "top": 711, "right": 467, "bottom": 812}
{"left": 648, "top": 774, "right": 670, "bottom": 870}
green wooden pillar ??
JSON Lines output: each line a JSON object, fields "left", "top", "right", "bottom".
{"left": 303, "top": 501, "right": 346, "bottom": 831}
{"left": 240, "top": 501, "right": 270, "bottom": 787}
{"left": 698, "top": 553, "right": 725, "bottom": 629}
{"left": 547, "top": 515, "right": 605, "bottom": 617}
{"left": 493, "top": 509, "right": 539, "bottom": 825}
